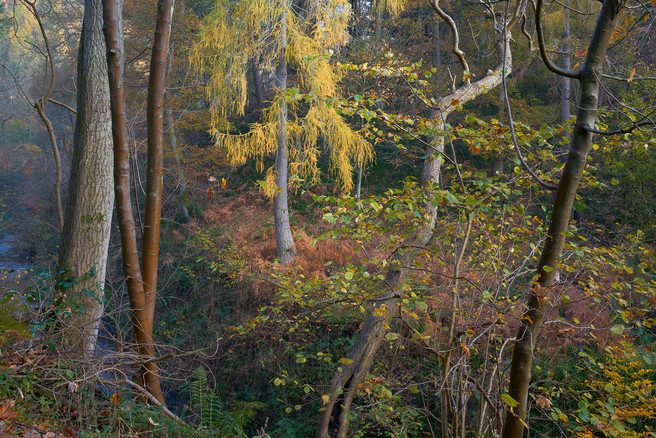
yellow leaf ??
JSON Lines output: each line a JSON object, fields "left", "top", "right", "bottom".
{"left": 206, "top": 187, "right": 214, "bottom": 199}
{"left": 321, "top": 394, "right": 330, "bottom": 405}
{"left": 110, "top": 392, "right": 122, "bottom": 405}
{"left": 221, "top": 178, "right": 227, "bottom": 189}
{"left": 535, "top": 395, "right": 553, "bottom": 409}
{"left": 147, "top": 416, "right": 160, "bottom": 426}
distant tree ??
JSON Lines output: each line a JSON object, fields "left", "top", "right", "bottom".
{"left": 191, "top": 0, "right": 373, "bottom": 264}
{"left": 57, "top": 0, "right": 114, "bottom": 353}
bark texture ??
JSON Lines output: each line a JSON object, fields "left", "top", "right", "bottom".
{"left": 57, "top": 0, "right": 114, "bottom": 353}
{"left": 273, "top": 10, "right": 296, "bottom": 265}
{"left": 502, "top": 0, "right": 624, "bottom": 436}
{"left": 103, "top": 0, "right": 166, "bottom": 404}
{"left": 316, "top": 29, "right": 513, "bottom": 438}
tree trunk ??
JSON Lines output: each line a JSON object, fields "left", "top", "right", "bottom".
{"left": 165, "top": 107, "right": 190, "bottom": 223}
{"left": 35, "top": 103, "right": 64, "bottom": 232}
{"left": 251, "top": 57, "right": 264, "bottom": 110}
{"left": 432, "top": 19, "right": 440, "bottom": 69}
{"left": 273, "top": 9, "right": 296, "bottom": 265}
{"left": 316, "top": 30, "right": 513, "bottom": 438}
{"left": 164, "top": 44, "right": 190, "bottom": 223}
{"left": 102, "top": 0, "right": 166, "bottom": 405}
{"left": 560, "top": 6, "right": 571, "bottom": 134}
{"left": 142, "top": 0, "right": 175, "bottom": 326}
{"left": 502, "top": 1, "right": 623, "bottom": 436}
{"left": 57, "top": 0, "right": 114, "bottom": 354}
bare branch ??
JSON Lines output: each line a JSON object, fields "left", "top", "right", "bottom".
{"left": 117, "top": 379, "right": 186, "bottom": 424}
{"left": 502, "top": 5, "right": 558, "bottom": 190}
{"left": 535, "top": 0, "right": 580, "bottom": 79}
{"left": 520, "top": 13, "right": 534, "bottom": 52}
{"left": 603, "top": 74, "right": 656, "bottom": 82}
{"left": 429, "top": 0, "right": 470, "bottom": 83}
{"left": 48, "top": 98, "right": 77, "bottom": 114}
{"left": 582, "top": 120, "right": 655, "bottom": 135}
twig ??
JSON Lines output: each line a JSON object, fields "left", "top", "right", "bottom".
{"left": 117, "top": 379, "right": 187, "bottom": 425}
{"left": 501, "top": 12, "right": 558, "bottom": 190}
{"left": 535, "top": 0, "right": 579, "bottom": 79}
{"left": 48, "top": 98, "right": 76, "bottom": 114}
{"left": 581, "top": 119, "right": 655, "bottom": 135}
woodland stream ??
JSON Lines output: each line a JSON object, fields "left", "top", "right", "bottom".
{"left": 0, "top": 233, "right": 32, "bottom": 277}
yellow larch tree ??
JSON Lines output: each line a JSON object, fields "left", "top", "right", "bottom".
{"left": 191, "top": 0, "right": 373, "bottom": 264}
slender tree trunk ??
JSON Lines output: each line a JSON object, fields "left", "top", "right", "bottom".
{"left": 57, "top": 0, "right": 114, "bottom": 353}
{"left": 165, "top": 107, "right": 190, "bottom": 223}
{"left": 355, "top": 162, "right": 363, "bottom": 204}
{"left": 432, "top": 19, "right": 441, "bottom": 69}
{"left": 502, "top": 1, "right": 623, "bottom": 436}
{"left": 20, "top": 0, "right": 64, "bottom": 232}
{"left": 273, "top": 9, "right": 296, "bottom": 265}
{"left": 35, "top": 103, "right": 64, "bottom": 232}
{"left": 102, "top": 0, "right": 166, "bottom": 404}
{"left": 316, "top": 32, "right": 513, "bottom": 438}
{"left": 251, "top": 57, "right": 264, "bottom": 109}
{"left": 560, "top": 6, "right": 571, "bottom": 135}
{"left": 164, "top": 45, "right": 190, "bottom": 223}
{"left": 142, "top": 0, "right": 175, "bottom": 326}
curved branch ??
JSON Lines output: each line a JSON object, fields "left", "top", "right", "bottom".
{"left": 429, "top": 0, "right": 470, "bottom": 83}
{"left": 20, "top": 0, "right": 55, "bottom": 102}
{"left": 535, "top": 0, "right": 580, "bottom": 79}
{"left": 508, "top": 0, "right": 528, "bottom": 30}
{"left": 502, "top": 3, "right": 557, "bottom": 190}
{"left": 48, "top": 98, "right": 77, "bottom": 114}
{"left": 521, "top": 13, "right": 534, "bottom": 51}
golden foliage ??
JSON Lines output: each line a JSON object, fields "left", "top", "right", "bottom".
{"left": 191, "top": 0, "right": 373, "bottom": 195}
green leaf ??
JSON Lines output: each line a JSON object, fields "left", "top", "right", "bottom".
{"left": 609, "top": 324, "right": 624, "bottom": 335}
{"left": 502, "top": 394, "right": 518, "bottom": 408}
{"left": 385, "top": 332, "right": 398, "bottom": 341}
{"left": 573, "top": 201, "right": 586, "bottom": 212}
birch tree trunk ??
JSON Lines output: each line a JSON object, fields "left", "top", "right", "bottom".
{"left": 560, "top": 6, "right": 571, "bottom": 133}
{"left": 273, "top": 9, "right": 296, "bottom": 265}
{"left": 57, "top": 0, "right": 114, "bottom": 354}
{"left": 502, "top": 0, "right": 624, "bottom": 435}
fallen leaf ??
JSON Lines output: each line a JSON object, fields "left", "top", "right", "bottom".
{"left": 220, "top": 178, "right": 227, "bottom": 189}
{"left": 147, "top": 417, "right": 159, "bottom": 426}
{"left": 535, "top": 395, "right": 553, "bottom": 409}
{"left": 627, "top": 67, "right": 636, "bottom": 83}
{"left": 0, "top": 404, "right": 18, "bottom": 420}
{"left": 206, "top": 187, "right": 214, "bottom": 199}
